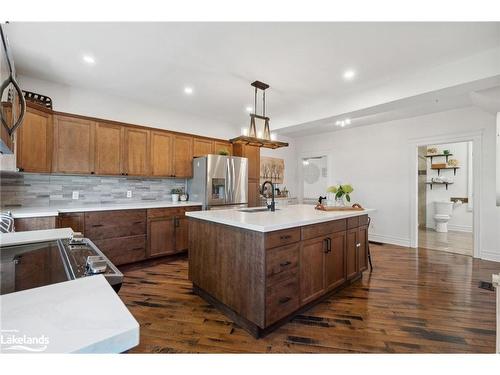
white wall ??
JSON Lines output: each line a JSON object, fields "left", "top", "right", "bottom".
{"left": 293, "top": 106, "right": 500, "bottom": 262}
{"left": 425, "top": 141, "right": 473, "bottom": 232}
{"left": 18, "top": 75, "right": 239, "bottom": 140}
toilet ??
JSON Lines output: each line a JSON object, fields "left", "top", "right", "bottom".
{"left": 434, "top": 201, "right": 454, "bottom": 233}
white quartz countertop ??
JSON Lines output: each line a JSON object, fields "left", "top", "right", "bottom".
{"left": 0, "top": 275, "right": 139, "bottom": 353}
{"left": 4, "top": 201, "right": 203, "bottom": 219}
{"left": 0, "top": 228, "right": 74, "bottom": 247}
{"left": 186, "top": 204, "right": 375, "bottom": 232}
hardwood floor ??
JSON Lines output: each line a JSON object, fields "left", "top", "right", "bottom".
{"left": 119, "top": 243, "right": 499, "bottom": 353}
{"left": 419, "top": 227, "right": 473, "bottom": 256}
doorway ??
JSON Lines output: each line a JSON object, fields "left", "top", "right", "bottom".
{"left": 417, "top": 141, "right": 474, "bottom": 256}
{"left": 301, "top": 155, "right": 328, "bottom": 204}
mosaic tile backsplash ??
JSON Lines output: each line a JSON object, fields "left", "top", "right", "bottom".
{"left": 0, "top": 173, "right": 187, "bottom": 208}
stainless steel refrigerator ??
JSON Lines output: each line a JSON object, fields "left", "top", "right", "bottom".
{"left": 188, "top": 155, "right": 248, "bottom": 210}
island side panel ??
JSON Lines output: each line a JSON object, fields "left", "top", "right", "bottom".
{"left": 188, "top": 218, "right": 266, "bottom": 328}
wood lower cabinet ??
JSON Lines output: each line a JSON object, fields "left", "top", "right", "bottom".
{"left": 148, "top": 216, "right": 176, "bottom": 257}
{"left": 95, "top": 122, "right": 123, "bottom": 175}
{"left": 16, "top": 106, "right": 53, "bottom": 173}
{"left": 15, "top": 216, "right": 56, "bottom": 231}
{"left": 94, "top": 235, "right": 146, "bottom": 266}
{"left": 299, "top": 235, "right": 328, "bottom": 304}
{"left": 53, "top": 115, "right": 95, "bottom": 174}
{"left": 57, "top": 212, "right": 85, "bottom": 233}
{"left": 147, "top": 206, "right": 200, "bottom": 257}
{"left": 193, "top": 137, "right": 214, "bottom": 157}
{"left": 123, "top": 127, "right": 150, "bottom": 176}
{"left": 173, "top": 134, "right": 193, "bottom": 178}
{"left": 346, "top": 228, "right": 358, "bottom": 280}
{"left": 189, "top": 214, "right": 369, "bottom": 337}
{"left": 150, "top": 131, "right": 174, "bottom": 177}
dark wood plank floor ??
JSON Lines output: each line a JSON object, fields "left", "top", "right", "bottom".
{"left": 119, "top": 244, "right": 500, "bottom": 353}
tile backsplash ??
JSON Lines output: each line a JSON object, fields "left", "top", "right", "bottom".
{"left": 0, "top": 173, "right": 186, "bottom": 208}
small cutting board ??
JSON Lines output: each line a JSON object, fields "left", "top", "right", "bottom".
{"left": 315, "top": 203, "right": 365, "bottom": 211}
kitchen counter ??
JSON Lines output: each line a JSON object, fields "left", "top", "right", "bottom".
{"left": 0, "top": 275, "right": 139, "bottom": 353}
{"left": 4, "top": 200, "right": 203, "bottom": 219}
{"left": 0, "top": 228, "right": 74, "bottom": 247}
{"left": 186, "top": 204, "right": 374, "bottom": 232}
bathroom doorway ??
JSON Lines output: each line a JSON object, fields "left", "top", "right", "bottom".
{"left": 417, "top": 141, "right": 474, "bottom": 256}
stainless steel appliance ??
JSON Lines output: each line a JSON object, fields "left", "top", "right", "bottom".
{"left": 188, "top": 155, "right": 248, "bottom": 210}
{"left": 0, "top": 237, "right": 123, "bottom": 295}
{"left": 0, "top": 23, "right": 26, "bottom": 155}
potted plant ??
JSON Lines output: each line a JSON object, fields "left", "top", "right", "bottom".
{"left": 327, "top": 184, "right": 354, "bottom": 206}
{"left": 171, "top": 187, "right": 183, "bottom": 203}
{"left": 217, "top": 148, "right": 230, "bottom": 156}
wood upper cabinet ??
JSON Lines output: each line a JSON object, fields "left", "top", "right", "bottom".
{"left": 193, "top": 137, "right": 214, "bottom": 157}
{"left": 324, "top": 231, "right": 346, "bottom": 291}
{"left": 16, "top": 106, "right": 53, "bottom": 173}
{"left": 233, "top": 144, "right": 260, "bottom": 181}
{"left": 123, "top": 127, "right": 150, "bottom": 176}
{"left": 214, "top": 140, "right": 232, "bottom": 156}
{"left": 299, "top": 235, "right": 328, "bottom": 304}
{"left": 95, "top": 122, "right": 123, "bottom": 175}
{"left": 173, "top": 134, "right": 193, "bottom": 178}
{"left": 150, "top": 131, "right": 174, "bottom": 177}
{"left": 53, "top": 115, "right": 95, "bottom": 174}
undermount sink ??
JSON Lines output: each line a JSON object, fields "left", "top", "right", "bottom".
{"left": 238, "top": 207, "right": 279, "bottom": 213}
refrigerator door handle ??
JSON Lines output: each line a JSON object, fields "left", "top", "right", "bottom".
{"left": 225, "top": 157, "right": 231, "bottom": 204}
{"left": 231, "top": 157, "right": 236, "bottom": 203}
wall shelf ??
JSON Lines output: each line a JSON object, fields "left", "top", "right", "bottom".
{"left": 425, "top": 153, "right": 453, "bottom": 163}
{"left": 430, "top": 166, "right": 460, "bottom": 176}
{"left": 426, "top": 182, "right": 454, "bottom": 190}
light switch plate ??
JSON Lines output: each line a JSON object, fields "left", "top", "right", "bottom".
{"left": 126, "top": 190, "right": 132, "bottom": 198}
{"left": 72, "top": 191, "right": 79, "bottom": 200}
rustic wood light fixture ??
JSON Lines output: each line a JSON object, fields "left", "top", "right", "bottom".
{"left": 230, "top": 80, "right": 288, "bottom": 149}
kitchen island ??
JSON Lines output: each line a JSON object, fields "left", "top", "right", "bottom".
{"left": 186, "top": 204, "right": 374, "bottom": 337}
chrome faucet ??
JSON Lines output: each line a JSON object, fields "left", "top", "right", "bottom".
{"left": 261, "top": 180, "right": 276, "bottom": 212}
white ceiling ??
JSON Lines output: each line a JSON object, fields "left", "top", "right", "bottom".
{"left": 6, "top": 22, "right": 500, "bottom": 132}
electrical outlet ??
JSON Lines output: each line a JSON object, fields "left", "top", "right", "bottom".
{"left": 72, "top": 191, "right": 79, "bottom": 200}
{"left": 126, "top": 190, "right": 132, "bottom": 198}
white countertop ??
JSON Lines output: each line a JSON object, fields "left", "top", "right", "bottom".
{"left": 0, "top": 275, "right": 139, "bottom": 353}
{"left": 0, "top": 228, "right": 74, "bottom": 247}
{"left": 3, "top": 200, "right": 203, "bottom": 219}
{"left": 186, "top": 204, "right": 374, "bottom": 232}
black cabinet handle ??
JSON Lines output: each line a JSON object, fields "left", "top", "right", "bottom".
{"left": 327, "top": 237, "right": 332, "bottom": 252}
{"left": 279, "top": 260, "right": 291, "bottom": 267}
{"left": 280, "top": 235, "right": 292, "bottom": 240}
{"left": 18, "top": 167, "right": 24, "bottom": 172}
{"left": 92, "top": 224, "right": 104, "bottom": 227}
{"left": 279, "top": 296, "right": 292, "bottom": 304}
{"left": 131, "top": 247, "right": 143, "bottom": 251}
{"left": 133, "top": 221, "right": 143, "bottom": 225}
{"left": 91, "top": 171, "right": 95, "bottom": 174}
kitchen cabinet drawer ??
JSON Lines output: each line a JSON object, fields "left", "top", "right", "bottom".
{"left": 266, "top": 277, "right": 300, "bottom": 325}
{"left": 15, "top": 217, "right": 56, "bottom": 232}
{"left": 266, "top": 243, "right": 299, "bottom": 286}
{"left": 358, "top": 214, "right": 369, "bottom": 226}
{"left": 147, "top": 207, "right": 184, "bottom": 218}
{"left": 302, "top": 219, "right": 346, "bottom": 241}
{"left": 265, "top": 228, "right": 301, "bottom": 249}
{"left": 57, "top": 212, "right": 85, "bottom": 233}
{"left": 93, "top": 235, "right": 146, "bottom": 266}
{"left": 347, "top": 216, "right": 359, "bottom": 229}
{"left": 84, "top": 210, "right": 146, "bottom": 240}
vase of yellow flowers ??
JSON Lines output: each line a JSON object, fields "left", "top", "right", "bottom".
{"left": 327, "top": 184, "right": 354, "bottom": 207}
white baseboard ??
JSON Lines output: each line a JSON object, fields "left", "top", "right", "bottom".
{"left": 368, "top": 233, "right": 411, "bottom": 248}
{"left": 447, "top": 224, "right": 473, "bottom": 233}
{"left": 480, "top": 249, "right": 500, "bottom": 263}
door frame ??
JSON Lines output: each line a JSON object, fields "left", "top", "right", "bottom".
{"left": 408, "top": 130, "right": 483, "bottom": 258}
{"left": 297, "top": 151, "right": 329, "bottom": 203}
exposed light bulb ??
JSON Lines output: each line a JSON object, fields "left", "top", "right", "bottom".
{"left": 242, "top": 128, "right": 249, "bottom": 136}
{"left": 245, "top": 106, "right": 253, "bottom": 113}
{"left": 270, "top": 133, "right": 277, "bottom": 141}
{"left": 257, "top": 130, "right": 263, "bottom": 138}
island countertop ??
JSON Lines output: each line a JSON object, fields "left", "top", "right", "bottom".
{"left": 186, "top": 204, "right": 375, "bottom": 232}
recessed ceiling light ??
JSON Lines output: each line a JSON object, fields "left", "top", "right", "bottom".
{"left": 82, "top": 55, "right": 95, "bottom": 65}
{"left": 184, "top": 87, "right": 193, "bottom": 95}
{"left": 343, "top": 69, "right": 356, "bottom": 80}
{"left": 245, "top": 106, "right": 253, "bottom": 113}
{"left": 345, "top": 118, "right": 351, "bottom": 125}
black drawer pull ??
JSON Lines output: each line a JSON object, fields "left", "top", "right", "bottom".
{"left": 131, "top": 247, "right": 143, "bottom": 251}
{"left": 279, "top": 260, "right": 292, "bottom": 267}
{"left": 92, "top": 224, "right": 104, "bottom": 227}
{"left": 279, "top": 296, "right": 292, "bottom": 304}
{"left": 133, "top": 221, "right": 143, "bottom": 225}
{"left": 280, "top": 235, "right": 292, "bottom": 240}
